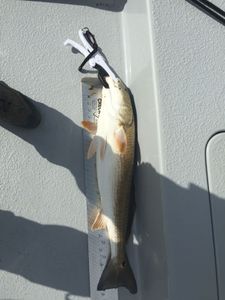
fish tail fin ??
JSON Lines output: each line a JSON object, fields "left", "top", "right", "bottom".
{"left": 97, "top": 254, "right": 137, "bottom": 294}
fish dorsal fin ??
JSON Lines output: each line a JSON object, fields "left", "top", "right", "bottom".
{"left": 91, "top": 208, "right": 106, "bottom": 231}
{"left": 82, "top": 120, "right": 97, "bottom": 135}
{"left": 87, "top": 136, "right": 98, "bottom": 159}
{"left": 113, "top": 126, "right": 127, "bottom": 154}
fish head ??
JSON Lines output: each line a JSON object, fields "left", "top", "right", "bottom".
{"left": 102, "top": 77, "right": 133, "bottom": 126}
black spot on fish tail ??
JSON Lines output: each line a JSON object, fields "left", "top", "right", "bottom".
{"left": 97, "top": 254, "right": 137, "bottom": 294}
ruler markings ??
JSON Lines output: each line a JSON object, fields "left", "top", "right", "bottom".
{"left": 82, "top": 78, "right": 118, "bottom": 300}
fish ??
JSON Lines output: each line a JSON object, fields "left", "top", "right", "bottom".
{"left": 82, "top": 77, "right": 137, "bottom": 294}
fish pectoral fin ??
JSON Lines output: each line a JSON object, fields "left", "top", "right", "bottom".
{"left": 114, "top": 126, "right": 127, "bottom": 154}
{"left": 91, "top": 209, "right": 106, "bottom": 231}
{"left": 87, "top": 136, "right": 97, "bottom": 159}
{"left": 82, "top": 120, "right": 97, "bottom": 135}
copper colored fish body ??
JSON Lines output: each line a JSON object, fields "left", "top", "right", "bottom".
{"left": 82, "top": 77, "right": 137, "bottom": 294}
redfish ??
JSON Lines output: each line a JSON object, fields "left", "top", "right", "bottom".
{"left": 82, "top": 77, "right": 137, "bottom": 294}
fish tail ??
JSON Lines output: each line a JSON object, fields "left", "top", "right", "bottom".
{"left": 97, "top": 254, "right": 137, "bottom": 294}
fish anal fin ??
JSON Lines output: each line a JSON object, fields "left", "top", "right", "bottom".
{"left": 114, "top": 126, "right": 127, "bottom": 154}
{"left": 82, "top": 120, "right": 97, "bottom": 135}
{"left": 87, "top": 137, "right": 97, "bottom": 159}
{"left": 91, "top": 209, "right": 106, "bottom": 231}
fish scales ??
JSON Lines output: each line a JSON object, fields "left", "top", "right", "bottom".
{"left": 113, "top": 127, "right": 134, "bottom": 254}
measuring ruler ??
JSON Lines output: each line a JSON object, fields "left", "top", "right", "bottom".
{"left": 81, "top": 77, "right": 118, "bottom": 300}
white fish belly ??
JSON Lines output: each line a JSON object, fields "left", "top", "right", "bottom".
{"left": 96, "top": 142, "right": 122, "bottom": 258}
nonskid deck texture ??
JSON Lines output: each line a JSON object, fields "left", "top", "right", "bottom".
{"left": 0, "top": 1, "right": 126, "bottom": 299}
{"left": 0, "top": 0, "right": 171, "bottom": 299}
